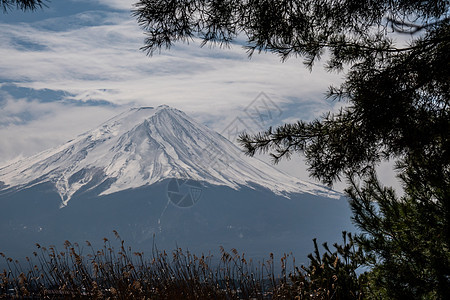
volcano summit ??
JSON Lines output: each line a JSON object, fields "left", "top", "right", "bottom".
{"left": 0, "top": 106, "right": 352, "bottom": 261}
{"left": 0, "top": 105, "right": 338, "bottom": 205}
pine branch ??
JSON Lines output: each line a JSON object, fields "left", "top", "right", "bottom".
{"left": 1, "top": 0, "right": 47, "bottom": 12}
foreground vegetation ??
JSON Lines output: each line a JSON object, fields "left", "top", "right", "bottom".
{"left": 1, "top": 231, "right": 371, "bottom": 299}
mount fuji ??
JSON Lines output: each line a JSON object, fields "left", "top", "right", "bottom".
{"left": 0, "top": 106, "right": 353, "bottom": 264}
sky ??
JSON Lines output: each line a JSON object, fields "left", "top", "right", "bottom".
{"left": 0, "top": 0, "right": 401, "bottom": 192}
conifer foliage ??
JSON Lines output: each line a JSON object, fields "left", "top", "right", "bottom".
{"left": 1, "top": 0, "right": 46, "bottom": 12}
{"left": 134, "top": 0, "right": 450, "bottom": 297}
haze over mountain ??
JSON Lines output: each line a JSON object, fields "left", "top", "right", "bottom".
{"left": 0, "top": 106, "right": 352, "bottom": 265}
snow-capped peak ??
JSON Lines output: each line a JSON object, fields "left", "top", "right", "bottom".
{"left": 0, "top": 106, "right": 340, "bottom": 205}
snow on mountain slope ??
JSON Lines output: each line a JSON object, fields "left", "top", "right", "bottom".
{"left": 0, "top": 105, "right": 339, "bottom": 206}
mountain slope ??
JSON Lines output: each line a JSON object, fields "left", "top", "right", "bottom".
{"left": 0, "top": 106, "right": 353, "bottom": 267}
{"left": 0, "top": 105, "right": 338, "bottom": 206}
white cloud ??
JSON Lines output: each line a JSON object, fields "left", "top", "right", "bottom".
{"left": 73, "top": 0, "right": 135, "bottom": 11}
{"left": 96, "top": 0, "right": 135, "bottom": 10}
{"left": 0, "top": 8, "right": 356, "bottom": 187}
{"left": 0, "top": 11, "right": 342, "bottom": 115}
{"left": 0, "top": 94, "right": 123, "bottom": 166}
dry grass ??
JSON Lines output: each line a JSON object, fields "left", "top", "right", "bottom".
{"left": 0, "top": 231, "right": 299, "bottom": 299}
